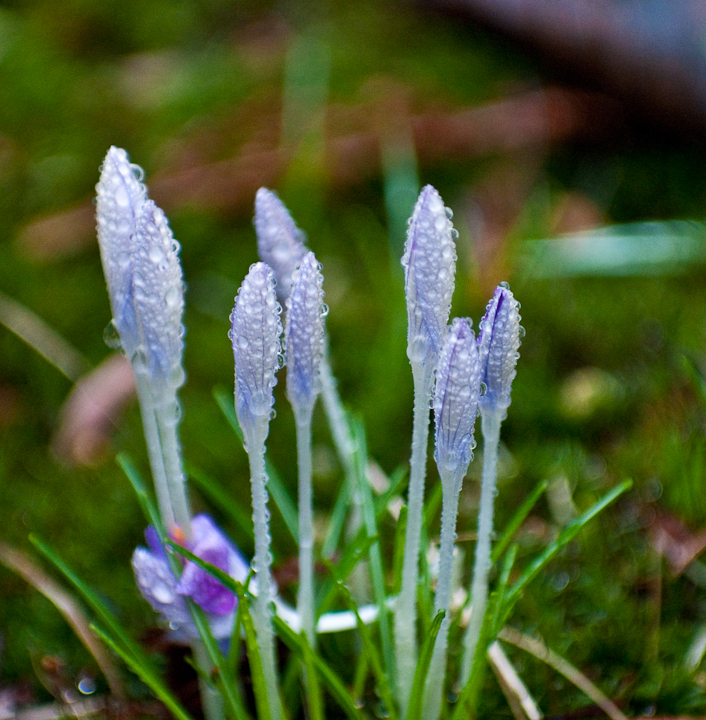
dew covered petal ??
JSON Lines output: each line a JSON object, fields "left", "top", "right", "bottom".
{"left": 401, "top": 185, "right": 457, "bottom": 367}
{"left": 285, "top": 252, "right": 326, "bottom": 421}
{"left": 255, "top": 188, "right": 307, "bottom": 302}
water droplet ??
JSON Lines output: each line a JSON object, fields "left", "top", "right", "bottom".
{"left": 499, "top": 281, "right": 510, "bottom": 289}
{"left": 103, "top": 320, "right": 122, "bottom": 349}
{"left": 165, "top": 286, "right": 180, "bottom": 308}
{"left": 408, "top": 335, "right": 428, "bottom": 363}
{"left": 149, "top": 245, "right": 165, "bottom": 264}
{"left": 151, "top": 580, "right": 175, "bottom": 604}
{"left": 114, "top": 185, "right": 129, "bottom": 208}
{"left": 518, "top": 326, "right": 526, "bottom": 338}
{"left": 77, "top": 677, "right": 96, "bottom": 695}
{"left": 170, "top": 365, "right": 186, "bottom": 388}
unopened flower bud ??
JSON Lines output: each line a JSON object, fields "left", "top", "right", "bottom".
{"left": 477, "top": 283, "right": 522, "bottom": 415}
{"left": 401, "top": 185, "right": 456, "bottom": 368}
{"left": 230, "top": 262, "right": 282, "bottom": 446}
{"left": 254, "top": 188, "right": 307, "bottom": 302}
{"left": 285, "top": 252, "right": 326, "bottom": 422}
{"left": 434, "top": 318, "right": 481, "bottom": 475}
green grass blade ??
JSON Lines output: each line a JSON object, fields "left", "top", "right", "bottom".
{"left": 491, "top": 480, "right": 548, "bottom": 564}
{"left": 273, "top": 615, "right": 363, "bottom": 720}
{"left": 406, "top": 610, "right": 445, "bottom": 720}
{"left": 214, "top": 386, "right": 299, "bottom": 544}
{"left": 335, "top": 580, "right": 398, "bottom": 720}
{"left": 300, "top": 631, "right": 324, "bottom": 720}
{"left": 349, "top": 414, "right": 395, "bottom": 686}
{"left": 187, "top": 600, "right": 250, "bottom": 720}
{"left": 317, "top": 534, "right": 378, "bottom": 617}
{"left": 185, "top": 463, "right": 253, "bottom": 548}
{"left": 490, "top": 545, "right": 518, "bottom": 637}
{"left": 392, "top": 504, "right": 407, "bottom": 596}
{"left": 90, "top": 623, "right": 195, "bottom": 720}
{"left": 30, "top": 535, "right": 152, "bottom": 669}
{"left": 503, "top": 479, "right": 632, "bottom": 618}
{"left": 117, "top": 452, "right": 162, "bottom": 530}
{"left": 321, "top": 474, "right": 352, "bottom": 558}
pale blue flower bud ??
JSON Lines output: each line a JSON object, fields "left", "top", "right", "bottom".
{"left": 401, "top": 185, "right": 457, "bottom": 368}
{"left": 477, "top": 283, "right": 522, "bottom": 415}
{"left": 230, "top": 262, "right": 283, "bottom": 446}
{"left": 132, "top": 200, "right": 186, "bottom": 392}
{"left": 96, "top": 148, "right": 185, "bottom": 392}
{"left": 254, "top": 188, "right": 307, "bottom": 302}
{"left": 284, "top": 252, "right": 326, "bottom": 422}
{"left": 434, "top": 318, "right": 481, "bottom": 475}
{"left": 95, "top": 146, "right": 147, "bottom": 360}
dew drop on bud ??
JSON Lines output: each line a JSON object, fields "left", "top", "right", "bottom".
{"left": 103, "top": 320, "right": 122, "bottom": 349}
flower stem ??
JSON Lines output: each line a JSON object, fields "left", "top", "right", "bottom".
{"left": 192, "top": 641, "right": 224, "bottom": 720}
{"left": 296, "top": 413, "right": 315, "bottom": 646}
{"left": 133, "top": 370, "right": 175, "bottom": 532}
{"left": 247, "top": 428, "right": 282, "bottom": 720}
{"left": 461, "top": 409, "right": 501, "bottom": 684}
{"left": 155, "top": 396, "right": 192, "bottom": 539}
{"left": 395, "top": 361, "right": 434, "bottom": 718}
{"left": 423, "top": 467, "right": 463, "bottom": 720}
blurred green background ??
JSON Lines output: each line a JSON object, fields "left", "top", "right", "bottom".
{"left": 2, "top": 0, "right": 706, "bottom": 716}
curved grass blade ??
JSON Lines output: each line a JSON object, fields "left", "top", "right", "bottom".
{"left": 117, "top": 452, "right": 162, "bottom": 530}
{"left": 406, "top": 610, "right": 445, "bottom": 720}
{"left": 335, "top": 580, "right": 398, "bottom": 720}
{"left": 90, "top": 623, "right": 195, "bottom": 720}
{"left": 491, "top": 480, "right": 548, "bottom": 564}
{"left": 273, "top": 614, "right": 363, "bottom": 720}
{"left": 503, "top": 479, "right": 632, "bottom": 619}
{"left": 187, "top": 599, "right": 250, "bottom": 720}
{"left": 300, "top": 631, "right": 324, "bottom": 720}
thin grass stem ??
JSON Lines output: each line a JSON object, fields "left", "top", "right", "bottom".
{"left": 296, "top": 413, "right": 315, "bottom": 645}
{"left": 395, "top": 361, "right": 434, "bottom": 717}
{"left": 461, "top": 409, "right": 501, "bottom": 684}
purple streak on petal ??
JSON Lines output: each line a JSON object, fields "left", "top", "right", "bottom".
{"left": 433, "top": 317, "right": 482, "bottom": 474}
{"left": 401, "top": 185, "right": 457, "bottom": 367}
{"left": 477, "top": 284, "right": 522, "bottom": 414}
{"left": 285, "top": 251, "right": 326, "bottom": 420}
{"left": 254, "top": 188, "right": 308, "bottom": 302}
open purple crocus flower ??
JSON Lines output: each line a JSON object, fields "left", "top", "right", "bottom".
{"left": 132, "top": 514, "right": 250, "bottom": 640}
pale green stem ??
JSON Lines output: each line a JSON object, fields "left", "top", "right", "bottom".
{"left": 247, "top": 428, "right": 282, "bottom": 720}
{"left": 461, "top": 409, "right": 502, "bottom": 684}
{"left": 155, "top": 396, "right": 192, "bottom": 539}
{"left": 295, "top": 411, "right": 315, "bottom": 646}
{"left": 423, "top": 466, "right": 464, "bottom": 720}
{"left": 192, "top": 641, "right": 224, "bottom": 720}
{"left": 133, "top": 370, "right": 175, "bottom": 532}
{"left": 395, "top": 360, "right": 434, "bottom": 718}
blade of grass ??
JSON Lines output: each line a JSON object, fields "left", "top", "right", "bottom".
{"left": 214, "top": 386, "right": 299, "bottom": 544}
{"left": 117, "top": 452, "right": 162, "bottom": 531}
{"left": 406, "top": 610, "right": 445, "bottom": 720}
{"left": 335, "top": 580, "right": 398, "bottom": 720}
{"left": 321, "top": 474, "right": 352, "bottom": 558}
{"left": 349, "top": 414, "right": 395, "bottom": 685}
{"left": 490, "top": 545, "right": 518, "bottom": 637}
{"left": 185, "top": 463, "right": 253, "bottom": 548}
{"left": 90, "top": 623, "right": 195, "bottom": 720}
{"left": 491, "top": 480, "right": 548, "bottom": 565}
{"left": 273, "top": 614, "right": 363, "bottom": 720}
{"left": 392, "top": 505, "right": 407, "bottom": 595}
{"left": 300, "top": 631, "right": 324, "bottom": 720}
{"left": 503, "top": 480, "right": 632, "bottom": 618}
{"left": 317, "top": 534, "right": 378, "bottom": 618}
{"left": 187, "top": 599, "right": 250, "bottom": 720}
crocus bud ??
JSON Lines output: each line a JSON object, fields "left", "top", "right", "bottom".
{"left": 434, "top": 318, "right": 482, "bottom": 476}
{"left": 401, "top": 185, "right": 457, "bottom": 368}
{"left": 95, "top": 146, "right": 147, "bottom": 360}
{"left": 131, "top": 200, "right": 185, "bottom": 392}
{"left": 230, "top": 262, "right": 282, "bottom": 447}
{"left": 254, "top": 188, "right": 307, "bottom": 302}
{"left": 477, "top": 283, "right": 522, "bottom": 416}
{"left": 285, "top": 252, "right": 326, "bottom": 423}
